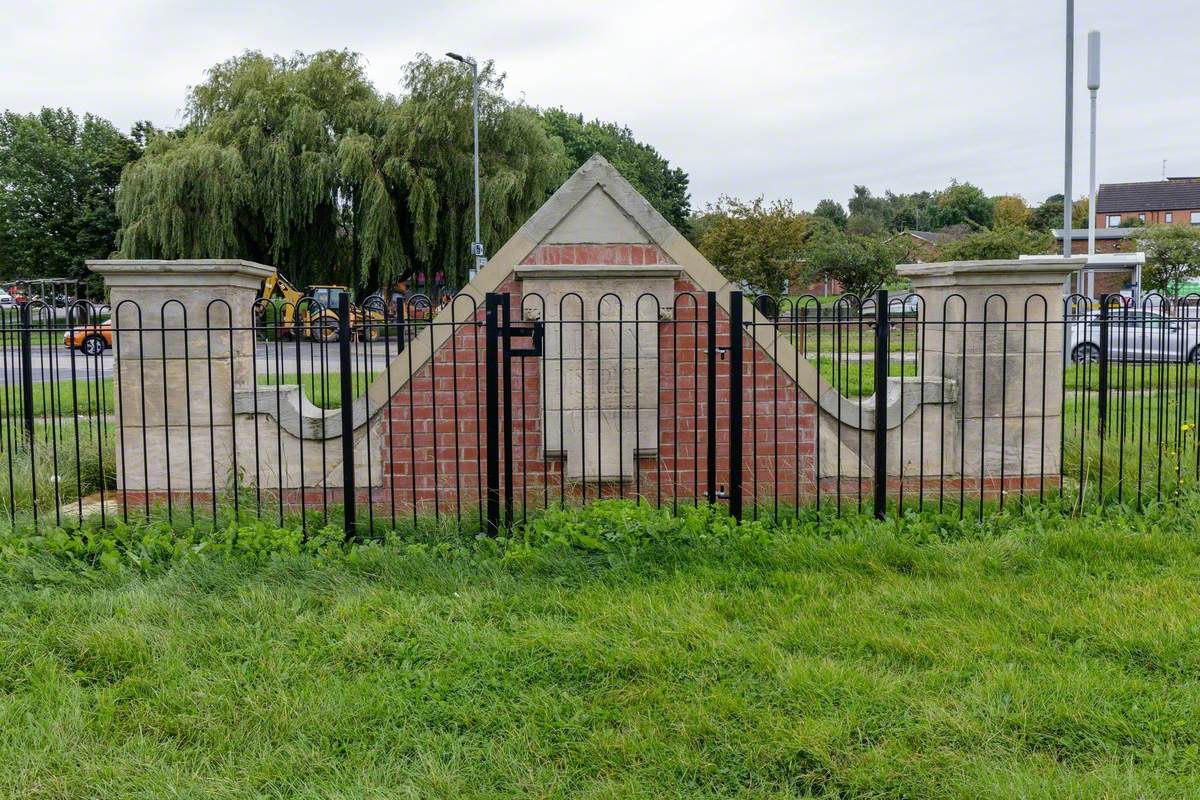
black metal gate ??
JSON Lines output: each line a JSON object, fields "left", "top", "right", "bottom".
{"left": 480, "top": 289, "right": 763, "bottom": 534}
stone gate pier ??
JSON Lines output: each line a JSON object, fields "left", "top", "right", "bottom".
{"left": 897, "top": 258, "right": 1081, "bottom": 488}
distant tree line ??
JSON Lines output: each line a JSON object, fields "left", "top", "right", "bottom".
{"left": 0, "top": 50, "right": 691, "bottom": 294}
{"left": 689, "top": 183, "right": 1098, "bottom": 297}
{"left": 0, "top": 110, "right": 152, "bottom": 295}
{"left": 7, "top": 53, "right": 1191, "bottom": 299}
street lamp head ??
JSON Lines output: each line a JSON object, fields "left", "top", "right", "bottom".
{"left": 1087, "top": 30, "right": 1101, "bottom": 90}
{"left": 445, "top": 52, "right": 476, "bottom": 67}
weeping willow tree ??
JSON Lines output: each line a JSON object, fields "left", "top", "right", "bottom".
{"left": 117, "top": 50, "right": 569, "bottom": 290}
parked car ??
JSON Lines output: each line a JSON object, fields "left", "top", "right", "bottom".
{"left": 0, "top": 291, "right": 13, "bottom": 309}
{"left": 1068, "top": 310, "right": 1200, "bottom": 364}
{"left": 63, "top": 321, "right": 112, "bottom": 356}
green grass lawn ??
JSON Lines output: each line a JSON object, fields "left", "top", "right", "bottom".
{"left": 788, "top": 327, "right": 919, "bottom": 355}
{"left": 0, "top": 376, "right": 113, "bottom": 418}
{"left": 812, "top": 356, "right": 918, "bottom": 397}
{"left": 2, "top": 500, "right": 1200, "bottom": 797}
{"left": 1064, "top": 361, "right": 1200, "bottom": 391}
{"left": 257, "top": 371, "right": 376, "bottom": 409}
{"left": 0, "top": 369, "right": 378, "bottom": 418}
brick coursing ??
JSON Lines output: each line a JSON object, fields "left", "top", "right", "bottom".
{"left": 520, "top": 243, "right": 673, "bottom": 266}
{"left": 380, "top": 270, "right": 818, "bottom": 516}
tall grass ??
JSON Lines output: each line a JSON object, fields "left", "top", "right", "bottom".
{"left": 1063, "top": 389, "right": 1199, "bottom": 505}
{"left": 0, "top": 420, "right": 116, "bottom": 519}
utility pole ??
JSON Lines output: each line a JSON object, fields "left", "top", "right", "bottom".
{"left": 447, "top": 52, "right": 484, "bottom": 282}
{"left": 1086, "top": 30, "right": 1101, "bottom": 298}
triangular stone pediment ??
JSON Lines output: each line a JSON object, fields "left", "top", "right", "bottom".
{"left": 540, "top": 186, "right": 651, "bottom": 245}
{"left": 368, "top": 152, "right": 827, "bottom": 436}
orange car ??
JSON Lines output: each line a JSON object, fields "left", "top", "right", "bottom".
{"left": 64, "top": 322, "right": 112, "bottom": 356}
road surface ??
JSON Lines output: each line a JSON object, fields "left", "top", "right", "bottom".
{"left": 0, "top": 341, "right": 398, "bottom": 384}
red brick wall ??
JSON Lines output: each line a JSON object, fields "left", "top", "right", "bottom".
{"left": 520, "top": 243, "right": 672, "bottom": 266}
{"left": 1068, "top": 238, "right": 1129, "bottom": 254}
{"left": 1097, "top": 209, "right": 1200, "bottom": 228}
{"left": 381, "top": 273, "right": 818, "bottom": 517}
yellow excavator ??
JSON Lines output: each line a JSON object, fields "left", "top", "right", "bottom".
{"left": 257, "top": 272, "right": 383, "bottom": 342}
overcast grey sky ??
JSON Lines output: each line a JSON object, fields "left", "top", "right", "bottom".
{"left": 3, "top": 0, "right": 1198, "bottom": 212}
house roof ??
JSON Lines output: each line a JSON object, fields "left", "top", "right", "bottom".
{"left": 1096, "top": 178, "right": 1200, "bottom": 213}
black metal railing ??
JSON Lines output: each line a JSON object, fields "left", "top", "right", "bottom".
{"left": 0, "top": 288, "right": 1196, "bottom": 537}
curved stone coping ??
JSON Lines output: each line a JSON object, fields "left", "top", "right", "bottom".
{"left": 236, "top": 365, "right": 956, "bottom": 442}
{"left": 818, "top": 376, "right": 958, "bottom": 431}
{"left": 233, "top": 385, "right": 377, "bottom": 440}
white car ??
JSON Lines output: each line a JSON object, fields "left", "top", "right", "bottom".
{"left": 0, "top": 291, "right": 13, "bottom": 308}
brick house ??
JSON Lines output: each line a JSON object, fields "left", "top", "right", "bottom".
{"left": 1095, "top": 177, "right": 1200, "bottom": 228}
{"left": 1053, "top": 227, "right": 1134, "bottom": 255}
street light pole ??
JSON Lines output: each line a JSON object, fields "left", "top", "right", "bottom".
{"left": 1063, "top": 0, "right": 1074, "bottom": 261}
{"left": 447, "top": 52, "right": 484, "bottom": 280}
{"left": 1086, "top": 30, "right": 1101, "bottom": 299}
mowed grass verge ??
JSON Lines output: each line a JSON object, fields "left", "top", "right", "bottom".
{"left": 2, "top": 501, "right": 1200, "bottom": 797}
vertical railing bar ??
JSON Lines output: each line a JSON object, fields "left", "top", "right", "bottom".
{"left": 706, "top": 291, "right": 717, "bottom": 504}
{"left": 501, "top": 294, "right": 514, "bottom": 529}
{"left": 484, "top": 292, "right": 501, "bottom": 536}
{"left": 729, "top": 291, "right": 744, "bottom": 521}
{"left": 873, "top": 289, "right": 888, "bottom": 520}
{"left": 19, "top": 303, "right": 37, "bottom": 527}
{"left": 337, "top": 292, "right": 357, "bottom": 540}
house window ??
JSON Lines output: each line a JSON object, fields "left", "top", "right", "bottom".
{"left": 1192, "top": 212, "right": 1200, "bottom": 225}
{"left": 1166, "top": 212, "right": 1173, "bottom": 223}
{"left": 1138, "top": 213, "right": 1146, "bottom": 222}
{"left": 1106, "top": 215, "right": 1122, "bottom": 227}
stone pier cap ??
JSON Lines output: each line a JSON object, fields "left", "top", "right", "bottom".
{"left": 88, "top": 258, "right": 276, "bottom": 293}
{"left": 897, "top": 257, "right": 1084, "bottom": 291}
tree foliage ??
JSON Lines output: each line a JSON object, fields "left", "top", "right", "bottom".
{"left": 1029, "top": 193, "right": 1088, "bottom": 232}
{"left": 938, "top": 225, "right": 1054, "bottom": 261}
{"left": 803, "top": 227, "right": 902, "bottom": 298}
{"left": 843, "top": 181, "right": 992, "bottom": 235}
{"left": 846, "top": 185, "right": 891, "bottom": 235}
{"left": 931, "top": 180, "right": 992, "bottom": 228}
{"left": 0, "top": 108, "right": 143, "bottom": 291}
{"left": 811, "top": 198, "right": 848, "bottom": 231}
{"left": 117, "top": 50, "right": 570, "bottom": 290}
{"left": 1134, "top": 224, "right": 1200, "bottom": 295}
{"left": 541, "top": 109, "right": 690, "bottom": 231}
{"left": 695, "top": 196, "right": 810, "bottom": 296}
{"left": 884, "top": 190, "right": 934, "bottom": 231}
{"left": 992, "top": 195, "right": 1031, "bottom": 228}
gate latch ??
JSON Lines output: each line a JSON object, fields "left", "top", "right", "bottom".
{"left": 506, "top": 321, "right": 544, "bottom": 357}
